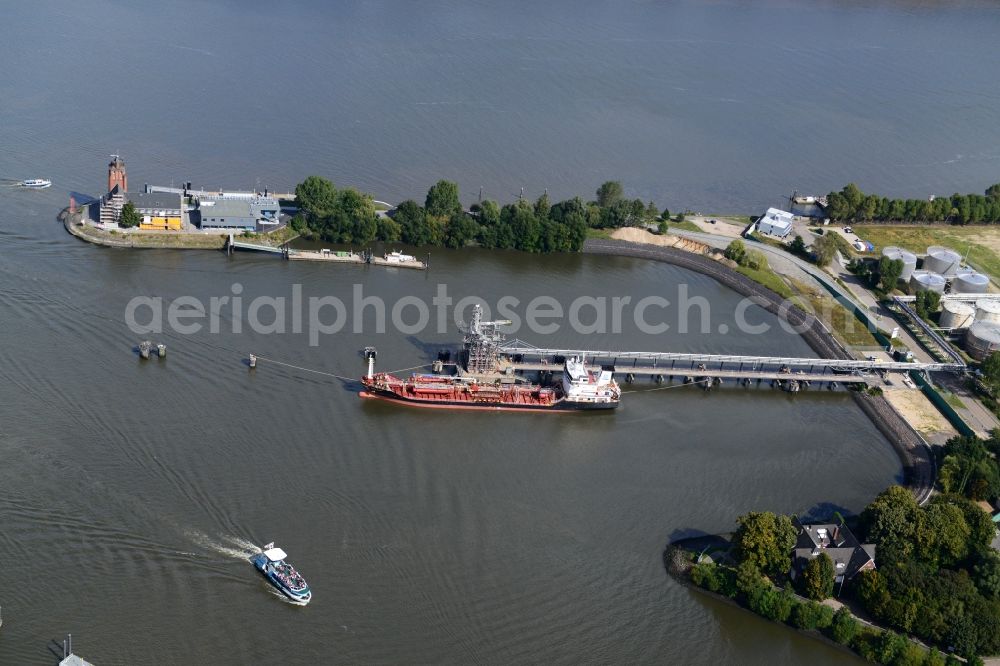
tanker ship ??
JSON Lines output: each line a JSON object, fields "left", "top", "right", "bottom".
{"left": 358, "top": 306, "right": 620, "bottom": 412}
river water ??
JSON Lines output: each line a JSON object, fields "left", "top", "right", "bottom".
{"left": 2, "top": 0, "right": 996, "bottom": 664}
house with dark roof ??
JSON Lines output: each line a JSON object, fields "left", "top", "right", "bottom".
{"left": 789, "top": 517, "right": 875, "bottom": 593}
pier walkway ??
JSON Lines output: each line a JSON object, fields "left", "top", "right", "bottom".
{"left": 226, "top": 233, "right": 287, "bottom": 255}
{"left": 498, "top": 343, "right": 964, "bottom": 386}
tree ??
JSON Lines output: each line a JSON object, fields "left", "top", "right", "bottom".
{"left": 657, "top": 219, "right": 669, "bottom": 235}
{"left": 377, "top": 216, "right": 402, "bottom": 242}
{"left": 732, "top": 511, "right": 797, "bottom": 576}
{"left": 294, "top": 175, "right": 338, "bottom": 218}
{"left": 645, "top": 200, "right": 660, "bottom": 223}
{"left": 789, "top": 235, "right": 807, "bottom": 255}
{"left": 745, "top": 250, "right": 767, "bottom": 271}
{"left": 790, "top": 599, "right": 825, "bottom": 629}
{"left": 812, "top": 234, "right": 840, "bottom": 266}
{"left": 724, "top": 239, "right": 747, "bottom": 266}
{"left": 914, "top": 290, "right": 941, "bottom": 319}
{"left": 982, "top": 352, "right": 1000, "bottom": 390}
{"left": 861, "top": 485, "right": 921, "bottom": 565}
{"left": 533, "top": 192, "right": 551, "bottom": 220}
{"left": 425, "top": 180, "right": 462, "bottom": 218}
{"left": 973, "top": 551, "right": 1000, "bottom": 600}
{"left": 879, "top": 257, "right": 905, "bottom": 292}
{"left": 119, "top": 201, "right": 140, "bottom": 228}
{"left": 595, "top": 181, "right": 624, "bottom": 208}
{"left": 918, "top": 501, "right": 970, "bottom": 568}
{"left": 800, "top": 552, "right": 835, "bottom": 600}
{"left": 661, "top": 207, "right": 671, "bottom": 220}
{"left": 394, "top": 200, "right": 433, "bottom": 246}
{"left": 444, "top": 212, "right": 479, "bottom": 248}
{"left": 828, "top": 606, "right": 859, "bottom": 645}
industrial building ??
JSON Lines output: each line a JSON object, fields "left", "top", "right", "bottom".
{"left": 909, "top": 270, "right": 946, "bottom": 294}
{"left": 924, "top": 245, "right": 963, "bottom": 277}
{"left": 756, "top": 208, "right": 793, "bottom": 238}
{"left": 193, "top": 194, "right": 281, "bottom": 231}
{"left": 126, "top": 191, "right": 183, "bottom": 230}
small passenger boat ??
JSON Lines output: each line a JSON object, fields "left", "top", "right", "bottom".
{"left": 20, "top": 179, "right": 52, "bottom": 189}
{"left": 250, "top": 543, "right": 312, "bottom": 604}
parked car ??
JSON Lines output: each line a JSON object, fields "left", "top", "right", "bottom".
{"left": 843, "top": 226, "right": 854, "bottom": 234}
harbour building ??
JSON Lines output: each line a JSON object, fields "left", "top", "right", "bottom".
{"left": 755, "top": 208, "right": 793, "bottom": 238}
{"left": 126, "top": 191, "right": 183, "bottom": 230}
{"left": 193, "top": 194, "right": 281, "bottom": 231}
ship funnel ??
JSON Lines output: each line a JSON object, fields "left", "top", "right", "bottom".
{"left": 364, "top": 347, "right": 377, "bottom": 378}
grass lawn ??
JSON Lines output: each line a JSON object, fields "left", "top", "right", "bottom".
{"left": 586, "top": 228, "right": 614, "bottom": 239}
{"left": 854, "top": 224, "right": 1000, "bottom": 280}
{"left": 671, "top": 220, "right": 703, "bottom": 233}
{"left": 736, "top": 265, "right": 793, "bottom": 299}
{"left": 787, "top": 278, "right": 881, "bottom": 348}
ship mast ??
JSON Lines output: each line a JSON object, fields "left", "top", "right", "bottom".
{"left": 462, "top": 304, "right": 511, "bottom": 375}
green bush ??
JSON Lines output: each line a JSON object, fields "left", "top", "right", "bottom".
{"left": 790, "top": 599, "right": 825, "bottom": 630}
{"left": 827, "top": 606, "right": 860, "bottom": 645}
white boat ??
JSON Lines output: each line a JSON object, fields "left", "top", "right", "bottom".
{"left": 250, "top": 542, "right": 312, "bottom": 604}
{"left": 384, "top": 250, "right": 417, "bottom": 264}
{"left": 20, "top": 179, "right": 52, "bottom": 189}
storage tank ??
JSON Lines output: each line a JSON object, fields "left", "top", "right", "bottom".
{"left": 952, "top": 269, "right": 990, "bottom": 294}
{"left": 909, "top": 270, "right": 946, "bottom": 294}
{"left": 881, "top": 246, "right": 918, "bottom": 281}
{"left": 939, "top": 300, "right": 975, "bottom": 329}
{"left": 923, "top": 245, "right": 962, "bottom": 277}
{"left": 965, "top": 322, "right": 1000, "bottom": 361}
{"left": 974, "top": 298, "right": 1000, "bottom": 325}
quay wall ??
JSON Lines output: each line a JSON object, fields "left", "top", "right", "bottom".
{"left": 61, "top": 206, "right": 230, "bottom": 250}
{"left": 583, "top": 238, "right": 935, "bottom": 502}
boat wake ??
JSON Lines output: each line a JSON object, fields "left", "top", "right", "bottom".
{"left": 185, "top": 529, "right": 260, "bottom": 561}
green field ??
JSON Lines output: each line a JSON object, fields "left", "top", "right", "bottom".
{"left": 854, "top": 224, "right": 1000, "bottom": 281}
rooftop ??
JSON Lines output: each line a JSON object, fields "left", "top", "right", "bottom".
{"left": 126, "top": 191, "right": 182, "bottom": 211}
{"left": 791, "top": 517, "right": 876, "bottom": 582}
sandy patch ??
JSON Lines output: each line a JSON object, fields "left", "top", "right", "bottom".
{"left": 609, "top": 227, "right": 711, "bottom": 254}
{"left": 687, "top": 216, "right": 746, "bottom": 238}
{"left": 883, "top": 387, "right": 958, "bottom": 442}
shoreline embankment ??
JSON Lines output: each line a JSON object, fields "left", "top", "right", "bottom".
{"left": 583, "top": 238, "right": 935, "bottom": 503}
{"left": 62, "top": 206, "right": 233, "bottom": 250}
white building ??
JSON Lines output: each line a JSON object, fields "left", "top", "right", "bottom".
{"left": 756, "top": 208, "right": 794, "bottom": 238}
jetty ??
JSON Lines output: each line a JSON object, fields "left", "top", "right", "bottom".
{"left": 287, "top": 248, "right": 366, "bottom": 264}
{"left": 226, "top": 233, "right": 288, "bottom": 256}
{"left": 225, "top": 235, "right": 427, "bottom": 269}
{"left": 495, "top": 342, "right": 963, "bottom": 388}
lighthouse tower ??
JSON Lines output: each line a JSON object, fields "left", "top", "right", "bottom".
{"left": 107, "top": 154, "right": 127, "bottom": 194}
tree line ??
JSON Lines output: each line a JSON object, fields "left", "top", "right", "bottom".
{"left": 291, "top": 177, "right": 669, "bottom": 252}
{"left": 826, "top": 182, "right": 1000, "bottom": 225}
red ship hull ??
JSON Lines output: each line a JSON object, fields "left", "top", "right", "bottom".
{"left": 359, "top": 373, "right": 618, "bottom": 412}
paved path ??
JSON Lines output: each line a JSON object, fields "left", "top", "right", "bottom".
{"left": 672, "top": 228, "right": 935, "bottom": 359}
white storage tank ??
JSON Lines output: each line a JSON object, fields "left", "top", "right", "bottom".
{"left": 881, "top": 246, "right": 918, "bottom": 282}
{"left": 939, "top": 300, "right": 975, "bottom": 329}
{"left": 909, "top": 270, "right": 946, "bottom": 294}
{"left": 923, "top": 245, "right": 962, "bottom": 277}
{"left": 952, "top": 269, "right": 990, "bottom": 294}
{"left": 974, "top": 298, "right": 1000, "bottom": 325}
{"left": 966, "top": 322, "right": 1000, "bottom": 361}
